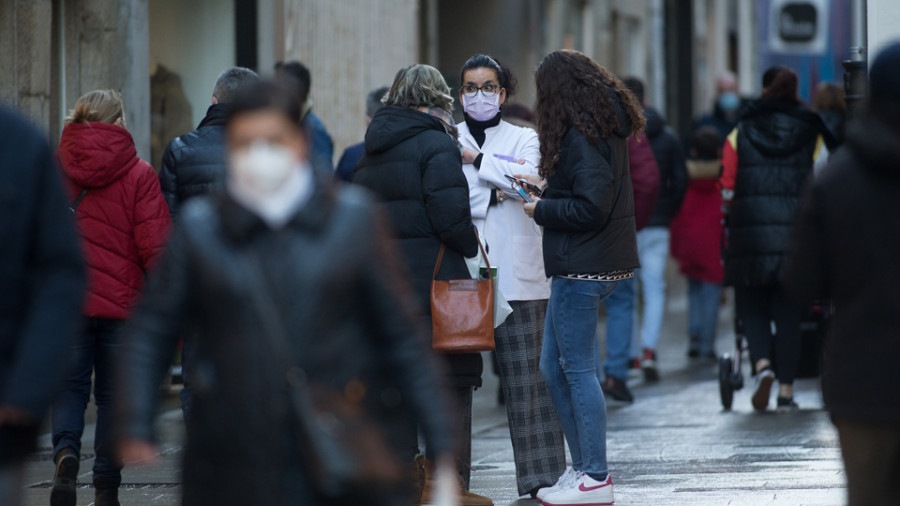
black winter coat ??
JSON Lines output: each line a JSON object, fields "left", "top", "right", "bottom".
{"left": 784, "top": 117, "right": 900, "bottom": 424}
{"left": 158, "top": 104, "right": 229, "bottom": 215}
{"left": 115, "top": 183, "right": 456, "bottom": 506}
{"left": 353, "top": 106, "right": 482, "bottom": 388}
{"left": 535, "top": 115, "right": 639, "bottom": 277}
{"left": 645, "top": 107, "right": 688, "bottom": 227}
{"left": 0, "top": 108, "right": 85, "bottom": 464}
{"left": 725, "top": 99, "right": 833, "bottom": 287}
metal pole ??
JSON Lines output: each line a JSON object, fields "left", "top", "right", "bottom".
{"left": 843, "top": 0, "right": 868, "bottom": 120}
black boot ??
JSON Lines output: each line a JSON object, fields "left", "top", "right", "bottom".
{"left": 94, "top": 476, "right": 122, "bottom": 506}
{"left": 50, "top": 448, "right": 79, "bottom": 506}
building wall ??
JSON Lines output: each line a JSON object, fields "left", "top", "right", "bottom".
{"left": 63, "top": 0, "right": 151, "bottom": 160}
{"left": 283, "top": 0, "right": 420, "bottom": 162}
{"left": 869, "top": 0, "right": 900, "bottom": 61}
{"left": 0, "top": 0, "right": 54, "bottom": 128}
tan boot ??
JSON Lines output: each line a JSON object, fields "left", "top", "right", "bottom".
{"left": 410, "top": 455, "right": 426, "bottom": 505}
{"left": 420, "top": 458, "right": 494, "bottom": 506}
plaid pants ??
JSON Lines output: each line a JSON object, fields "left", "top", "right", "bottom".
{"left": 495, "top": 299, "right": 567, "bottom": 495}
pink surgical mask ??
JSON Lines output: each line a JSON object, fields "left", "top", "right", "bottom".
{"left": 462, "top": 92, "right": 500, "bottom": 122}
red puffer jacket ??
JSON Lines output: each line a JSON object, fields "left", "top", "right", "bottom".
{"left": 59, "top": 122, "right": 171, "bottom": 319}
{"left": 670, "top": 167, "right": 724, "bottom": 284}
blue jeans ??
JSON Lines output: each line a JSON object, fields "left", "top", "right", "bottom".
{"left": 603, "top": 276, "right": 636, "bottom": 382}
{"left": 688, "top": 279, "right": 722, "bottom": 355}
{"left": 636, "top": 227, "right": 669, "bottom": 352}
{"left": 51, "top": 318, "right": 123, "bottom": 481}
{"left": 540, "top": 277, "right": 617, "bottom": 480}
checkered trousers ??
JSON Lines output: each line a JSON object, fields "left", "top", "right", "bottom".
{"left": 494, "top": 299, "right": 567, "bottom": 495}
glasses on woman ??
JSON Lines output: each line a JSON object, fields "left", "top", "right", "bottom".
{"left": 461, "top": 84, "right": 501, "bottom": 97}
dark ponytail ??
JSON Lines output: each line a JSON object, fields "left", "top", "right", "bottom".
{"left": 459, "top": 54, "right": 517, "bottom": 97}
{"left": 761, "top": 66, "right": 799, "bottom": 103}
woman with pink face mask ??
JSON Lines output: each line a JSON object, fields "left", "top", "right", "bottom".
{"left": 456, "top": 55, "right": 567, "bottom": 501}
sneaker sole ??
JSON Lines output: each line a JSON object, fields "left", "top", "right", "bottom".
{"left": 541, "top": 499, "right": 613, "bottom": 506}
{"left": 752, "top": 375, "right": 774, "bottom": 412}
{"left": 50, "top": 456, "right": 78, "bottom": 506}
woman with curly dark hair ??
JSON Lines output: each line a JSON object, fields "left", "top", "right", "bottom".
{"left": 517, "top": 50, "right": 643, "bottom": 506}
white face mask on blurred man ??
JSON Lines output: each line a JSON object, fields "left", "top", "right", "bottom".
{"left": 227, "top": 140, "right": 313, "bottom": 229}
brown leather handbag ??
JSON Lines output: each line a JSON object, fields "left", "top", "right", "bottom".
{"left": 430, "top": 236, "right": 495, "bottom": 353}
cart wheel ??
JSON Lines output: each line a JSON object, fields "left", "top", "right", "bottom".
{"left": 719, "top": 354, "right": 735, "bottom": 410}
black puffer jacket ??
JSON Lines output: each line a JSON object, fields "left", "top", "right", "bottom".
{"left": 115, "top": 184, "right": 456, "bottom": 506}
{"left": 645, "top": 107, "right": 688, "bottom": 227}
{"left": 158, "top": 104, "right": 229, "bottom": 215}
{"left": 725, "top": 99, "right": 833, "bottom": 287}
{"left": 353, "top": 106, "right": 482, "bottom": 388}
{"left": 784, "top": 116, "right": 900, "bottom": 423}
{"left": 534, "top": 100, "right": 639, "bottom": 277}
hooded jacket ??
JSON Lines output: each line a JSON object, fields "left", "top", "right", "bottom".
{"left": 534, "top": 90, "right": 640, "bottom": 277}
{"left": 719, "top": 98, "right": 833, "bottom": 287}
{"left": 159, "top": 104, "right": 229, "bottom": 215}
{"left": 783, "top": 116, "right": 900, "bottom": 423}
{"left": 59, "top": 122, "right": 171, "bottom": 319}
{"left": 644, "top": 106, "right": 688, "bottom": 227}
{"left": 353, "top": 106, "right": 482, "bottom": 387}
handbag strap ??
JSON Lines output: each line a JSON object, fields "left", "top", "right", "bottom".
{"left": 432, "top": 228, "right": 491, "bottom": 280}
{"left": 69, "top": 189, "right": 89, "bottom": 214}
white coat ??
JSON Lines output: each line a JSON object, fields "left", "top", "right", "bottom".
{"left": 458, "top": 118, "right": 549, "bottom": 302}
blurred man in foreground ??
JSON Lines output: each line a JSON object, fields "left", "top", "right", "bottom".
{"left": 0, "top": 107, "right": 85, "bottom": 506}
{"left": 114, "top": 81, "right": 460, "bottom": 506}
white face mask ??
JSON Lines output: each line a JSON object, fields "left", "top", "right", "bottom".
{"left": 462, "top": 92, "right": 501, "bottom": 122}
{"left": 227, "top": 141, "right": 312, "bottom": 228}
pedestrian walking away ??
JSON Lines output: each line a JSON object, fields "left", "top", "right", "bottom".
{"left": 601, "top": 121, "right": 658, "bottom": 396}
{"left": 275, "top": 60, "right": 335, "bottom": 173}
{"left": 520, "top": 49, "right": 643, "bottom": 506}
{"left": 157, "top": 67, "right": 259, "bottom": 424}
{"left": 0, "top": 107, "right": 85, "bottom": 506}
{"left": 114, "top": 80, "right": 461, "bottom": 506}
{"left": 456, "top": 53, "right": 567, "bottom": 500}
{"left": 670, "top": 126, "right": 725, "bottom": 360}
{"left": 783, "top": 42, "right": 900, "bottom": 506}
{"left": 52, "top": 89, "right": 171, "bottom": 506}
{"left": 719, "top": 66, "right": 835, "bottom": 413}
{"left": 622, "top": 76, "right": 688, "bottom": 381}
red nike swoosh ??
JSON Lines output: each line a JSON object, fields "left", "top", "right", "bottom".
{"left": 579, "top": 479, "right": 612, "bottom": 492}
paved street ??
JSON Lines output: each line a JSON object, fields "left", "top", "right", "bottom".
{"left": 20, "top": 270, "right": 846, "bottom": 505}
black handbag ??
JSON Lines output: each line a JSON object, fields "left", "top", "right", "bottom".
{"left": 245, "top": 255, "right": 405, "bottom": 504}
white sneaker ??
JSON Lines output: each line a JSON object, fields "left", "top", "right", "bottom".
{"left": 540, "top": 472, "right": 613, "bottom": 506}
{"left": 536, "top": 467, "right": 579, "bottom": 503}
{"left": 752, "top": 368, "right": 776, "bottom": 412}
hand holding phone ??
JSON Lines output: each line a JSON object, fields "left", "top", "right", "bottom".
{"left": 504, "top": 174, "right": 542, "bottom": 195}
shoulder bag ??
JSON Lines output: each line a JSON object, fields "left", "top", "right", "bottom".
{"left": 431, "top": 232, "right": 495, "bottom": 353}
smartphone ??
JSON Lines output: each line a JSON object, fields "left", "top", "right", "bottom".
{"left": 504, "top": 174, "right": 541, "bottom": 195}
{"left": 514, "top": 186, "right": 534, "bottom": 203}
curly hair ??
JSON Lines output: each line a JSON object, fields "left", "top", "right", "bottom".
{"left": 534, "top": 50, "right": 645, "bottom": 178}
{"left": 382, "top": 64, "right": 454, "bottom": 112}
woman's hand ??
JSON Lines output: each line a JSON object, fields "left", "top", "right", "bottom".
{"left": 461, "top": 147, "right": 480, "bottom": 165}
{"left": 523, "top": 200, "right": 538, "bottom": 218}
{"left": 117, "top": 438, "right": 160, "bottom": 467}
{"left": 513, "top": 173, "right": 545, "bottom": 189}
{"left": 432, "top": 455, "right": 461, "bottom": 506}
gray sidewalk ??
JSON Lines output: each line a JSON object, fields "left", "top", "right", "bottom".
{"left": 21, "top": 267, "right": 846, "bottom": 505}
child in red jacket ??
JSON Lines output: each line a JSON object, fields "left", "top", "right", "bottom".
{"left": 670, "top": 126, "right": 724, "bottom": 359}
{"left": 51, "top": 89, "right": 171, "bottom": 506}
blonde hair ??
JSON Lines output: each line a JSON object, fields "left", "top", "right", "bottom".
{"left": 383, "top": 64, "right": 454, "bottom": 111}
{"left": 65, "top": 89, "right": 125, "bottom": 126}
{"left": 813, "top": 82, "right": 846, "bottom": 113}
